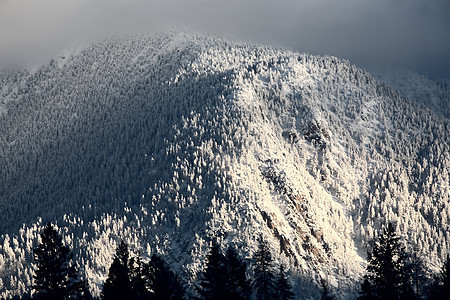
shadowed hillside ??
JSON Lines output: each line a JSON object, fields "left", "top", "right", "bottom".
{"left": 0, "top": 32, "right": 448, "bottom": 298}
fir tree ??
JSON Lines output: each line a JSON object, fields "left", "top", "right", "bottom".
{"left": 360, "top": 223, "right": 412, "bottom": 299}
{"left": 130, "top": 253, "right": 151, "bottom": 300}
{"left": 252, "top": 235, "right": 277, "bottom": 300}
{"left": 430, "top": 254, "right": 450, "bottom": 300}
{"left": 101, "top": 243, "right": 184, "bottom": 300}
{"left": 275, "top": 264, "right": 294, "bottom": 300}
{"left": 441, "top": 255, "right": 450, "bottom": 299}
{"left": 33, "top": 222, "right": 84, "bottom": 300}
{"left": 409, "top": 248, "right": 429, "bottom": 299}
{"left": 102, "top": 240, "right": 134, "bottom": 300}
{"left": 359, "top": 277, "right": 376, "bottom": 300}
{"left": 197, "top": 241, "right": 228, "bottom": 300}
{"left": 224, "top": 246, "right": 252, "bottom": 300}
{"left": 147, "top": 254, "right": 184, "bottom": 300}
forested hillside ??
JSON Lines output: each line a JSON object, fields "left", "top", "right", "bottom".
{"left": 0, "top": 32, "right": 448, "bottom": 298}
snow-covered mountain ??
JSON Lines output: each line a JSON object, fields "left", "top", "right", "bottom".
{"left": 0, "top": 32, "right": 449, "bottom": 298}
{"left": 373, "top": 69, "right": 450, "bottom": 118}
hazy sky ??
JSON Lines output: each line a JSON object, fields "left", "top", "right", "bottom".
{"left": 1, "top": 0, "right": 449, "bottom": 78}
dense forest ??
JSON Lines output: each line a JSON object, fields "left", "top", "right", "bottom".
{"left": 0, "top": 32, "right": 449, "bottom": 298}
{"left": 15, "top": 223, "right": 450, "bottom": 299}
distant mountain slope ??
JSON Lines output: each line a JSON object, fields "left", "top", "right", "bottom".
{"left": 0, "top": 32, "right": 449, "bottom": 298}
{"left": 374, "top": 69, "right": 450, "bottom": 118}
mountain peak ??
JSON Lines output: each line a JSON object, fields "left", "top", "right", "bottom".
{"left": 0, "top": 32, "right": 448, "bottom": 298}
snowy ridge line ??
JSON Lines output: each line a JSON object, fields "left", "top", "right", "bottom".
{"left": 0, "top": 31, "right": 449, "bottom": 298}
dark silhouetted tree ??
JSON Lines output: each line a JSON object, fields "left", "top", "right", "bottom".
{"left": 197, "top": 241, "right": 228, "bottom": 300}
{"left": 197, "top": 243, "right": 251, "bottom": 299}
{"left": 33, "top": 222, "right": 85, "bottom": 300}
{"left": 224, "top": 246, "right": 252, "bottom": 300}
{"left": 430, "top": 254, "right": 450, "bottom": 300}
{"left": 252, "top": 235, "right": 277, "bottom": 300}
{"left": 441, "top": 255, "right": 450, "bottom": 299}
{"left": 147, "top": 254, "right": 184, "bottom": 300}
{"left": 360, "top": 223, "right": 412, "bottom": 299}
{"left": 359, "top": 277, "right": 376, "bottom": 300}
{"left": 409, "top": 248, "right": 429, "bottom": 299}
{"left": 102, "top": 241, "right": 183, "bottom": 300}
{"left": 102, "top": 240, "right": 134, "bottom": 300}
{"left": 275, "top": 264, "right": 294, "bottom": 300}
{"left": 130, "top": 253, "right": 151, "bottom": 300}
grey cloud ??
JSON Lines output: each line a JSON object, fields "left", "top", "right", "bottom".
{"left": 0, "top": 0, "right": 449, "bottom": 78}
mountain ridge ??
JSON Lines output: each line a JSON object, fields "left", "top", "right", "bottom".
{"left": 0, "top": 31, "right": 448, "bottom": 298}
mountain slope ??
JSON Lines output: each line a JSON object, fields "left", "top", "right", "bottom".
{"left": 373, "top": 69, "right": 450, "bottom": 118}
{"left": 0, "top": 32, "right": 449, "bottom": 298}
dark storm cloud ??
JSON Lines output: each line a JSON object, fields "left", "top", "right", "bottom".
{"left": 1, "top": 0, "right": 449, "bottom": 78}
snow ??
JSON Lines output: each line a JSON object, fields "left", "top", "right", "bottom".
{"left": 0, "top": 31, "right": 449, "bottom": 299}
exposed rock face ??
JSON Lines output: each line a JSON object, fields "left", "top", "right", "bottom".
{"left": 0, "top": 32, "right": 448, "bottom": 298}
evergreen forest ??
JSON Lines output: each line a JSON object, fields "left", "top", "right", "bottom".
{"left": 16, "top": 222, "right": 450, "bottom": 299}
{"left": 0, "top": 32, "right": 449, "bottom": 299}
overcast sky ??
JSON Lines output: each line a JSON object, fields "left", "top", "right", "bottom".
{"left": 1, "top": 0, "right": 449, "bottom": 78}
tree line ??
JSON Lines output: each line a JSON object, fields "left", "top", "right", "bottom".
{"left": 359, "top": 223, "right": 450, "bottom": 300}
{"left": 19, "top": 222, "right": 450, "bottom": 299}
{"left": 26, "top": 223, "right": 294, "bottom": 299}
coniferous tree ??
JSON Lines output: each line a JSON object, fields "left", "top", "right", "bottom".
{"left": 102, "top": 240, "right": 134, "bottom": 300}
{"left": 130, "top": 253, "right": 151, "bottom": 300}
{"left": 252, "top": 235, "right": 277, "bottom": 300}
{"left": 409, "top": 248, "right": 429, "bottom": 299}
{"left": 147, "top": 254, "right": 184, "bottom": 300}
{"left": 275, "top": 264, "right": 294, "bottom": 300}
{"left": 359, "top": 277, "right": 376, "bottom": 300}
{"left": 224, "top": 246, "right": 252, "bottom": 300}
{"left": 197, "top": 241, "right": 228, "bottom": 300}
{"left": 33, "top": 222, "right": 84, "bottom": 300}
{"left": 360, "top": 223, "right": 412, "bottom": 299}
{"left": 430, "top": 254, "right": 450, "bottom": 300}
{"left": 102, "top": 242, "right": 183, "bottom": 300}
{"left": 441, "top": 255, "right": 450, "bottom": 299}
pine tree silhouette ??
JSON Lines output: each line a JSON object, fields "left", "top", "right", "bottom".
{"left": 431, "top": 254, "right": 450, "bottom": 300}
{"left": 275, "top": 264, "right": 294, "bottom": 300}
{"left": 442, "top": 255, "right": 450, "bottom": 299}
{"left": 129, "top": 253, "right": 151, "bottom": 300}
{"left": 198, "top": 241, "right": 228, "bottom": 300}
{"left": 147, "top": 254, "right": 184, "bottom": 300}
{"left": 252, "top": 235, "right": 277, "bottom": 300}
{"left": 102, "top": 240, "right": 134, "bottom": 300}
{"left": 33, "top": 222, "right": 84, "bottom": 300}
{"left": 409, "top": 248, "right": 429, "bottom": 299}
{"left": 359, "top": 277, "right": 376, "bottom": 300}
{"left": 224, "top": 246, "right": 252, "bottom": 300}
{"left": 102, "top": 242, "right": 183, "bottom": 300}
{"left": 360, "top": 223, "right": 412, "bottom": 299}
